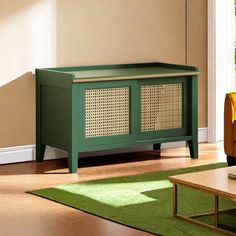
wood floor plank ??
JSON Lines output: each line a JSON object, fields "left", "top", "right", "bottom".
{"left": 0, "top": 143, "right": 226, "bottom": 236}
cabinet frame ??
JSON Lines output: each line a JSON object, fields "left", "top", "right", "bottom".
{"left": 36, "top": 62, "right": 199, "bottom": 173}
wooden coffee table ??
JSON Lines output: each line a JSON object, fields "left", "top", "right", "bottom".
{"left": 169, "top": 166, "right": 236, "bottom": 235}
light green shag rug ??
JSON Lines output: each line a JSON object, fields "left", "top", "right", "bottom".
{"left": 29, "top": 163, "right": 236, "bottom": 236}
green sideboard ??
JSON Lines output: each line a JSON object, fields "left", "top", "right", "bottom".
{"left": 36, "top": 62, "right": 199, "bottom": 173}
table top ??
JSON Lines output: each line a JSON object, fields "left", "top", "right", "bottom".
{"left": 169, "top": 166, "right": 236, "bottom": 199}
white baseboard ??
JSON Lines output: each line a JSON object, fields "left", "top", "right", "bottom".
{"left": 0, "top": 145, "right": 36, "bottom": 164}
{"left": 198, "top": 127, "right": 208, "bottom": 143}
{"left": 153, "top": 127, "right": 208, "bottom": 149}
{"left": 0, "top": 128, "right": 208, "bottom": 165}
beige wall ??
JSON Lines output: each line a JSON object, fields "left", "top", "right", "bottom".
{"left": 0, "top": 0, "right": 207, "bottom": 148}
{"left": 187, "top": 0, "right": 207, "bottom": 128}
{"left": 0, "top": 73, "right": 35, "bottom": 147}
{"left": 0, "top": 0, "right": 56, "bottom": 87}
{"left": 56, "top": 0, "right": 186, "bottom": 66}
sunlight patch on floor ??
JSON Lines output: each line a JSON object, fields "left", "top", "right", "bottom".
{"left": 56, "top": 180, "right": 173, "bottom": 207}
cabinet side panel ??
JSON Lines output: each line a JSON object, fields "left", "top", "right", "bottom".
{"left": 40, "top": 85, "right": 68, "bottom": 148}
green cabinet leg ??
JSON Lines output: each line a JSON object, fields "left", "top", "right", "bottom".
{"left": 153, "top": 143, "right": 161, "bottom": 157}
{"left": 153, "top": 143, "right": 161, "bottom": 150}
{"left": 68, "top": 149, "right": 78, "bottom": 173}
{"left": 188, "top": 140, "right": 198, "bottom": 159}
{"left": 36, "top": 144, "right": 46, "bottom": 162}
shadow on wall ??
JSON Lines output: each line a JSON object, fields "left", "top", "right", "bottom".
{"left": 0, "top": 73, "right": 35, "bottom": 147}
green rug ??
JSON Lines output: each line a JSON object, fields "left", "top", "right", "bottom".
{"left": 29, "top": 163, "right": 236, "bottom": 236}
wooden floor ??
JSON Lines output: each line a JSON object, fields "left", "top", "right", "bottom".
{"left": 0, "top": 143, "right": 226, "bottom": 236}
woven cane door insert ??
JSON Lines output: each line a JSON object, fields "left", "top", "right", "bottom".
{"left": 141, "top": 83, "right": 182, "bottom": 132}
{"left": 85, "top": 87, "right": 130, "bottom": 138}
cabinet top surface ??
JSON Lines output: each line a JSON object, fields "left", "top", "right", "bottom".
{"left": 41, "top": 63, "right": 199, "bottom": 83}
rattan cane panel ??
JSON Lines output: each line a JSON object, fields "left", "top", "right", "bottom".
{"left": 141, "top": 83, "right": 182, "bottom": 132}
{"left": 85, "top": 87, "right": 130, "bottom": 138}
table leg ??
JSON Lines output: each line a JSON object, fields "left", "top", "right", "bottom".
{"left": 215, "top": 195, "right": 219, "bottom": 227}
{"left": 170, "top": 182, "right": 235, "bottom": 235}
{"left": 173, "top": 184, "right": 177, "bottom": 216}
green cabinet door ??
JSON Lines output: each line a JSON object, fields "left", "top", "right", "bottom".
{"left": 74, "top": 80, "right": 138, "bottom": 148}
{"left": 137, "top": 77, "right": 190, "bottom": 140}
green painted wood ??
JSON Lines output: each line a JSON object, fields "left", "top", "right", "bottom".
{"left": 46, "top": 62, "right": 199, "bottom": 74}
{"left": 68, "top": 148, "right": 78, "bottom": 173}
{"left": 153, "top": 143, "right": 161, "bottom": 157}
{"left": 65, "top": 67, "right": 197, "bottom": 80}
{"left": 36, "top": 69, "right": 74, "bottom": 87}
{"left": 44, "top": 62, "right": 199, "bottom": 82}
{"left": 36, "top": 69, "right": 44, "bottom": 162}
{"left": 36, "top": 62, "right": 199, "bottom": 173}
{"left": 188, "top": 76, "right": 198, "bottom": 158}
{"left": 36, "top": 144, "right": 46, "bottom": 162}
{"left": 40, "top": 85, "right": 68, "bottom": 147}
{"left": 35, "top": 69, "right": 73, "bottom": 162}
{"left": 67, "top": 84, "right": 78, "bottom": 173}
{"left": 153, "top": 144, "right": 161, "bottom": 150}
{"left": 77, "top": 135, "right": 193, "bottom": 153}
